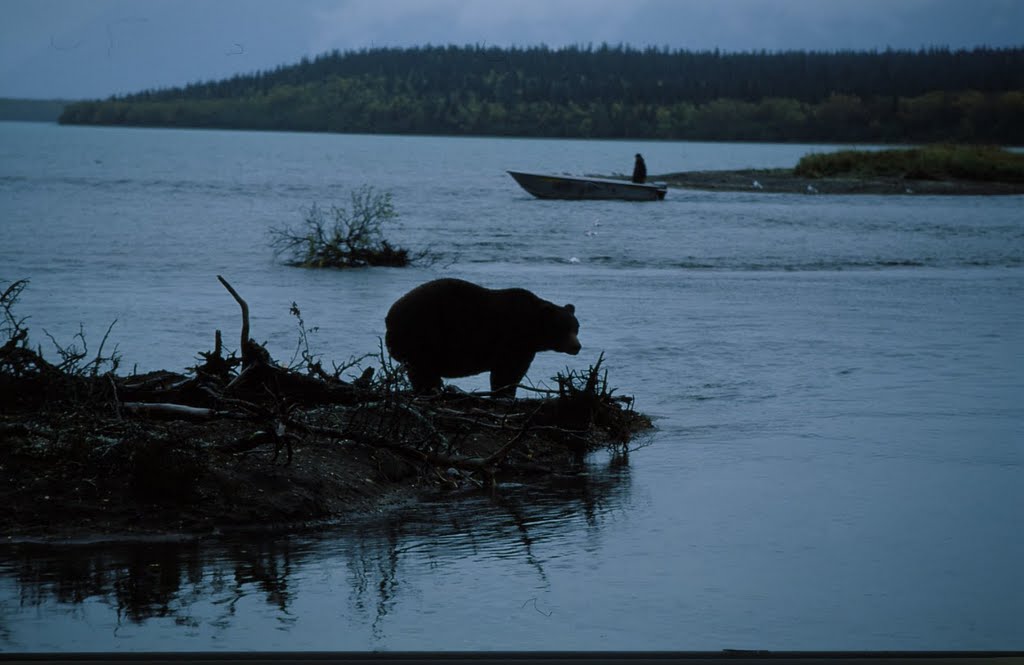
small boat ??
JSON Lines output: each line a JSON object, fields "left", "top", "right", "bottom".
{"left": 508, "top": 170, "right": 668, "bottom": 201}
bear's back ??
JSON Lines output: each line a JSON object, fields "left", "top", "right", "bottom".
{"left": 385, "top": 279, "right": 491, "bottom": 362}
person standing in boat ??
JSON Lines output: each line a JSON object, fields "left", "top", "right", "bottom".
{"left": 632, "top": 153, "right": 647, "bottom": 184}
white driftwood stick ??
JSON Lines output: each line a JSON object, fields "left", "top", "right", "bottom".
{"left": 122, "top": 402, "right": 219, "bottom": 420}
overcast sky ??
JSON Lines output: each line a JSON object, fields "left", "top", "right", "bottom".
{"left": 2, "top": 0, "right": 1022, "bottom": 100}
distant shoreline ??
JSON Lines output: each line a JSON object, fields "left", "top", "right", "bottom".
{"left": 650, "top": 169, "right": 1024, "bottom": 195}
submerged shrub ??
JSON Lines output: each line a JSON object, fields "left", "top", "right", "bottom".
{"left": 269, "top": 185, "right": 420, "bottom": 268}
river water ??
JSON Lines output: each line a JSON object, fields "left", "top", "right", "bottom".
{"left": 0, "top": 122, "right": 1021, "bottom": 652}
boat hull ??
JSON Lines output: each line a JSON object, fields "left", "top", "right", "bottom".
{"left": 508, "top": 171, "right": 667, "bottom": 201}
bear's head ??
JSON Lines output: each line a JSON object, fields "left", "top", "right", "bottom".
{"left": 543, "top": 303, "right": 581, "bottom": 355}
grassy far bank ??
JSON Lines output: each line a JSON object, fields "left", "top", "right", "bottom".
{"left": 655, "top": 144, "right": 1024, "bottom": 195}
{"left": 794, "top": 144, "right": 1024, "bottom": 182}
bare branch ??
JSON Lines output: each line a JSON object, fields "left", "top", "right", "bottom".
{"left": 217, "top": 275, "right": 249, "bottom": 356}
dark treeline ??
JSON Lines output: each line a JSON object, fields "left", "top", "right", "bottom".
{"left": 0, "top": 98, "right": 69, "bottom": 122}
{"left": 59, "top": 45, "right": 1024, "bottom": 143}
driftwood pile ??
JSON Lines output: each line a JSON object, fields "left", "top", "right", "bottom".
{"left": 0, "top": 277, "right": 650, "bottom": 537}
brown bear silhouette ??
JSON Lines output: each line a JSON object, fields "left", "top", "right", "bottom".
{"left": 385, "top": 278, "right": 581, "bottom": 397}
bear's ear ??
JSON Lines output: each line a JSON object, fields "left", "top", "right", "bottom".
{"left": 564, "top": 304, "right": 575, "bottom": 315}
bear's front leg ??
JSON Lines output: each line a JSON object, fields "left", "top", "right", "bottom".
{"left": 489, "top": 352, "right": 536, "bottom": 398}
{"left": 406, "top": 364, "right": 443, "bottom": 394}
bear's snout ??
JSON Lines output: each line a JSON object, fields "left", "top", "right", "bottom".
{"left": 564, "top": 333, "right": 581, "bottom": 355}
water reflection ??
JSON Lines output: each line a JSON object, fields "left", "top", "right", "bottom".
{"left": 0, "top": 453, "right": 632, "bottom": 649}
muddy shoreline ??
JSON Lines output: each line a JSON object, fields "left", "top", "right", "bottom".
{"left": 651, "top": 168, "right": 1024, "bottom": 195}
{"left": 2, "top": 371, "right": 651, "bottom": 544}
{"left": 2, "top": 407, "right": 428, "bottom": 543}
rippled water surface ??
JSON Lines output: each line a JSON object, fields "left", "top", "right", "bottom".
{"left": 1, "top": 123, "right": 1022, "bottom": 651}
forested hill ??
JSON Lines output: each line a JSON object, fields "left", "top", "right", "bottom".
{"left": 59, "top": 45, "right": 1024, "bottom": 143}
